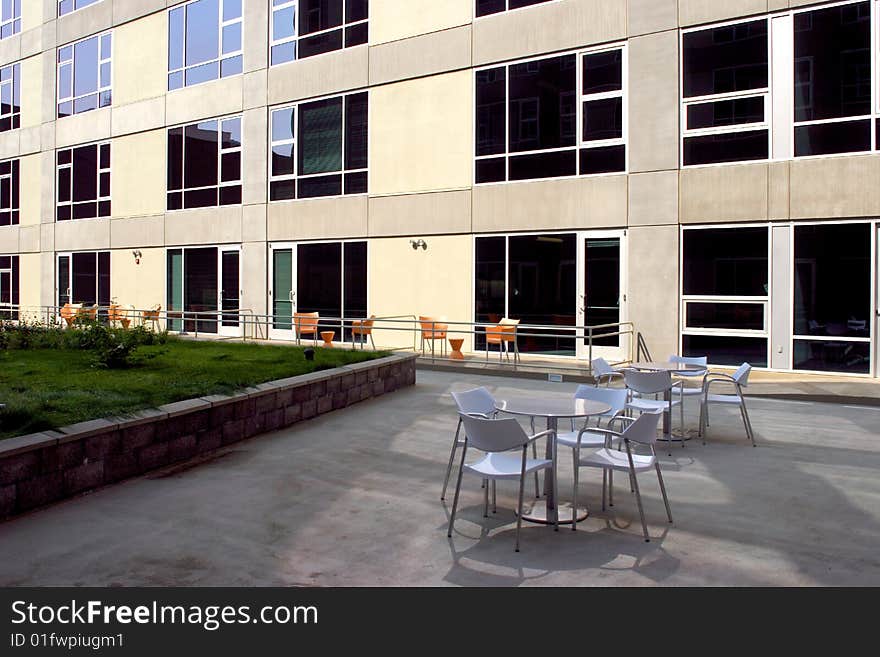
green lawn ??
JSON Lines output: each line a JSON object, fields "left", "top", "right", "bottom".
{"left": 0, "top": 339, "right": 385, "bottom": 439}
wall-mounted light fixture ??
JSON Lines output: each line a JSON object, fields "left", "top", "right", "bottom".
{"left": 410, "top": 239, "right": 428, "bottom": 251}
{"left": 132, "top": 250, "right": 142, "bottom": 265}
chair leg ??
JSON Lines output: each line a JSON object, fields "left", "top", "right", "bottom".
{"left": 740, "top": 399, "right": 756, "bottom": 447}
{"left": 679, "top": 398, "right": 685, "bottom": 447}
{"left": 572, "top": 451, "right": 579, "bottom": 530}
{"left": 446, "top": 444, "right": 468, "bottom": 538}
{"left": 483, "top": 478, "right": 489, "bottom": 518}
{"left": 609, "top": 469, "right": 614, "bottom": 507}
{"left": 515, "top": 472, "right": 526, "bottom": 552}
{"left": 369, "top": 334, "right": 375, "bottom": 350}
{"left": 656, "top": 463, "right": 673, "bottom": 523}
{"left": 441, "top": 419, "right": 462, "bottom": 501}
{"left": 698, "top": 400, "right": 705, "bottom": 441}
{"left": 532, "top": 439, "right": 540, "bottom": 499}
{"left": 630, "top": 469, "right": 650, "bottom": 542}
{"left": 601, "top": 469, "right": 607, "bottom": 512}
{"left": 491, "top": 480, "right": 497, "bottom": 514}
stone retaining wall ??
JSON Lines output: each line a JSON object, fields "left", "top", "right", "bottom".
{"left": 0, "top": 354, "right": 417, "bottom": 520}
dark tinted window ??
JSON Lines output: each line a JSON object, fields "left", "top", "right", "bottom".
{"left": 58, "top": 33, "right": 111, "bottom": 117}
{"left": 683, "top": 19, "right": 767, "bottom": 98}
{"left": 0, "top": 158, "right": 18, "bottom": 226}
{"left": 686, "top": 303, "right": 764, "bottom": 331}
{"left": 582, "top": 50, "right": 622, "bottom": 94}
{"left": 794, "top": 119, "right": 871, "bottom": 157}
{"left": 582, "top": 97, "right": 622, "bottom": 141}
{"left": 272, "top": 0, "right": 366, "bottom": 66}
{"left": 342, "top": 241, "right": 367, "bottom": 340}
{"left": 345, "top": 92, "right": 368, "bottom": 170}
{"left": 476, "top": 67, "right": 506, "bottom": 156}
{"left": 57, "top": 143, "right": 110, "bottom": 220}
{"left": 683, "top": 334, "right": 768, "bottom": 368}
{"left": 477, "top": 0, "right": 552, "bottom": 17}
{"left": 794, "top": 2, "right": 871, "bottom": 122}
{"left": 579, "top": 145, "right": 625, "bottom": 175}
{"left": 168, "top": 117, "right": 241, "bottom": 210}
{"left": 683, "top": 130, "right": 768, "bottom": 166}
{"left": 683, "top": 227, "right": 768, "bottom": 296}
{"left": 58, "top": 0, "right": 102, "bottom": 16}
{"left": 687, "top": 97, "right": 764, "bottom": 130}
{"left": 169, "top": 0, "right": 242, "bottom": 90}
{"left": 509, "top": 150, "right": 576, "bottom": 181}
{"left": 0, "top": 62, "right": 20, "bottom": 133}
{"left": 508, "top": 54, "right": 576, "bottom": 153}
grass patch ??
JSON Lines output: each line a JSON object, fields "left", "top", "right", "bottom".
{"left": 0, "top": 338, "right": 387, "bottom": 439}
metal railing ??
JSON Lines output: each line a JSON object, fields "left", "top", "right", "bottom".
{"left": 2, "top": 305, "right": 637, "bottom": 374}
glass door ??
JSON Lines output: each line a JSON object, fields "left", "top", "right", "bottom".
{"left": 269, "top": 244, "right": 295, "bottom": 340}
{"left": 56, "top": 252, "right": 110, "bottom": 319}
{"left": 219, "top": 248, "right": 241, "bottom": 337}
{"left": 577, "top": 231, "right": 628, "bottom": 361}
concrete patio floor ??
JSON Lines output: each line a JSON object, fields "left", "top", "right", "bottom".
{"left": 0, "top": 370, "right": 878, "bottom": 586}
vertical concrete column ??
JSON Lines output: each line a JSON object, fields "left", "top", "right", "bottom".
{"left": 770, "top": 225, "right": 791, "bottom": 370}
{"left": 242, "top": 108, "right": 267, "bottom": 206}
{"left": 243, "top": 0, "right": 268, "bottom": 74}
{"left": 240, "top": 242, "right": 268, "bottom": 325}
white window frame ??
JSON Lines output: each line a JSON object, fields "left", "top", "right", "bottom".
{"left": 0, "top": 61, "right": 20, "bottom": 132}
{"left": 269, "top": 0, "right": 369, "bottom": 67}
{"left": 167, "top": 0, "right": 243, "bottom": 91}
{"left": 268, "top": 89, "right": 369, "bottom": 202}
{"left": 0, "top": 158, "right": 18, "bottom": 226}
{"left": 473, "top": 0, "right": 561, "bottom": 20}
{"left": 678, "top": 223, "right": 772, "bottom": 368}
{"left": 473, "top": 42, "right": 628, "bottom": 186}
{"left": 0, "top": 1, "right": 20, "bottom": 41}
{"left": 267, "top": 239, "right": 369, "bottom": 343}
{"left": 56, "top": 141, "right": 111, "bottom": 221}
{"left": 57, "top": 0, "right": 104, "bottom": 18}
{"left": 0, "top": 254, "right": 15, "bottom": 315}
{"left": 166, "top": 114, "right": 243, "bottom": 212}
{"left": 55, "top": 250, "right": 110, "bottom": 310}
{"left": 57, "top": 31, "right": 112, "bottom": 118}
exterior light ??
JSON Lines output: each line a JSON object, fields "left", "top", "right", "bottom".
{"left": 410, "top": 239, "right": 427, "bottom": 251}
{"left": 132, "top": 250, "right": 142, "bottom": 265}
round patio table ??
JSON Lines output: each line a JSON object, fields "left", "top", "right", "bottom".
{"left": 628, "top": 362, "right": 707, "bottom": 439}
{"left": 494, "top": 397, "right": 611, "bottom": 526}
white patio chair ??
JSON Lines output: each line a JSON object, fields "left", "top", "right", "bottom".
{"left": 591, "top": 357, "right": 624, "bottom": 387}
{"left": 669, "top": 354, "right": 708, "bottom": 432}
{"left": 443, "top": 388, "right": 540, "bottom": 501}
{"left": 624, "top": 369, "right": 681, "bottom": 455}
{"left": 699, "top": 363, "right": 755, "bottom": 447}
{"left": 572, "top": 412, "right": 672, "bottom": 541}
{"left": 446, "top": 414, "right": 556, "bottom": 552}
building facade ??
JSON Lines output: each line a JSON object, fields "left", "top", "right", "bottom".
{"left": 0, "top": 0, "right": 877, "bottom": 376}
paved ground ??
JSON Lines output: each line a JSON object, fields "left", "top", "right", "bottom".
{"left": 1, "top": 370, "right": 878, "bottom": 586}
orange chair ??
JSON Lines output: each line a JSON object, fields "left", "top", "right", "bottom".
{"left": 78, "top": 304, "right": 98, "bottom": 323}
{"left": 294, "top": 312, "right": 320, "bottom": 346}
{"left": 419, "top": 316, "right": 448, "bottom": 357}
{"left": 351, "top": 315, "right": 376, "bottom": 350}
{"left": 60, "top": 303, "right": 80, "bottom": 328}
{"left": 142, "top": 305, "right": 161, "bottom": 331}
{"left": 108, "top": 304, "right": 131, "bottom": 329}
{"left": 485, "top": 318, "right": 520, "bottom": 364}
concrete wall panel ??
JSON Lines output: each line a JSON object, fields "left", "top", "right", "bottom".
{"left": 370, "top": 0, "right": 471, "bottom": 45}
{"left": 112, "top": 129, "right": 166, "bottom": 219}
{"left": 267, "top": 196, "right": 368, "bottom": 242}
{"left": 680, "top": 164, "right": 769, "bottom": 224}
{"left": 369, "top": 190, "right": 472, "bottom": 237}
{"left": 113, "top": 12, "right": 166, "bottom": 108}
{"left": 627, "top": 224, "right": 679, "bottom": 360}
{"left": 267, "top": 46, "right": 368, "bottom": 106}
{"left": 110, "top": 246, "right": 165, "bottom": 312}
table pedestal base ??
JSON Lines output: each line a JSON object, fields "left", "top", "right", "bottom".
{"left": 519, "top": 502, "right": 588, "bottom": 526}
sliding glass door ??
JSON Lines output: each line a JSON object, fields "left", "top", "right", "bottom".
{"left": 0, "top": 255, "right": 17, "bottom": 320}
{"left": 578, "top": 231, "right": 628, "bottom": 360}
{"left": 166, "top": 246, "right": 240, "bottom": 336}
{"left": 56, "top": 251, "right": 110, "bottom": 316}
{"left": 269, "top": 240, "right": 368, "bottom": 342}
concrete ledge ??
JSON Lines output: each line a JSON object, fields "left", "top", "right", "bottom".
{"left": 0, "top": 354, "right": 417, "bottom": 520}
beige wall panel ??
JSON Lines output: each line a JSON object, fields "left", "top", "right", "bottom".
{"left": 0, "top": 226, "right": 17, "bottom": 253}
{"left": 240, "top": 242, "right": 267, "bottom": 319}
{"left": 55, "top": 218, "right": 111, "bottom": 251}
{"left": 39, "top": 250, "right": 54, "bottom": 308}
{"left": 19, "top": 154, "right": 41, "bottom": 227}
{"left": 110, "top": 215, "right": 165, "bottom": 249}
{"left": 22, "top": 1, "right": 49, "bottom": 32}
{"left": 768, "top": 161, "right": 790, "bottom": 220}
{"left": 629, "top": 30, "right": 679, "bottom": 173}
{"left": 0, "top": 132, "right": 18, "bottom": 162}
{"left": 18, "top": 225, "right": 40, "bottom": 252}
{"left": 472, "top": 176, "right": 628, "bottom": 233}
{"left": 267, "top": 46, "right": 368, "bottom": 106}
{"left": 680, "top": 163, "right": 769, "bottom": 223}
{"left": 369, "top": 24, "right": 472, "bottom": 86}
{"left": 113, "top": 0, "right": 167, "bottom": 25}
{"left": 40, "top": 223, "right": 54, "bottom": 251}
{"left": 55, "top": 108, "right": 112, "bottom": 149}
{"left": 242, "top": 203, "right": 267, "bottom": 242}
{"left": 20, "top": 55, "right": 42, "bottom": 128}
{"left": 371, "top": 0, "right": 471, "bottom": 45}
{"left": 242, "top": 108, "right": 267, "bottom": 205}
{"left": 40, "top": 49, "right": 55, "bottom": 125}
{"left": 628, "top": 170, "right": 678, "bottom": 226}
{"left": 165, "top": 206, "right": 243, "bottom": 246}
{"left": 627, "top": 225, "right": 679, "bottom": 360}
{"left": 368, "top": 235, "right": 474, "bottom": 352}
{"left": 243, "top": 70, "right": 267, "bottom": 110}
{"left": 242, "top": 0, "right": 268, "bottom": 73}
{"left": 57, "top": 0, "right": 113, "bottom": 46}
{"left": 110, "top": 247, "right": 165, "bottom": 312}
{"left": 0, "top": 36, "right": 20, "bottom": 68}
{"left": 112, "top": 130, "right": 166, "bottom": 219}
{"left": 166, "top": 75, "right": 243, "bottom": 127}
{"left": 19, "top": 125, "right": 42, "bottom": 155}
{"left": 39, "top": 151, "right": 55, "bottom": 224}
{"left": 111, "top": 96, "right": 166, "bottom": 136}
{"left": 114, "top": 12, "right": 167, "bottom": 108}
{"left": 790, "top": 155, "right": 880, "bottom": 219}
{"left": 628, "top": 0, "right": 678, "bottom": 36}
{"left": 368, "top": 190, "right": 471, "bottom": 237}
{"left": 473, "top": 0, "right": 626, "bottom": 66}
{"left": 18, "top": 253, "right": 42, "bottom": 321}
{"left": 370, "top": 70, "right": 472, "bottom": 196}
{"left": 267, "top": 196, "right": 368, "bottom": 242}
{"left": 678, "top": 0, "right": 768, "bottom": 27}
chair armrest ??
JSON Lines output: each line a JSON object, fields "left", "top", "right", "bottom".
{"left": 466, "top": 412, "right": 493, "bottom": 419}
{"left": 607, "top": 415, "right": 637, "bottom": 430}
{"left": 702, "top": 377, "right": 739, "bottom": 394}
{"left": 527, "top": 429, "right": 556, "bottom": 444}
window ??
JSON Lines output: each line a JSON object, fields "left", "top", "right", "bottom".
{"left": 168, "top": 0, "right": 242, "bottom": 91}
{"left": 475, "top": 46, "right": 626, "bottom": 184}
{"left": 681, "top": 227, "right": 769, "bottom": 367}
{"left": 794, "top": 2, "right": 872, "bottom": 156}
{"left": 56, "top": 143, "right": 110, "bottom": 221}
{"left": 682, "top": 19, "right": 769, "bottom": 166}
{"left": 58, "top": 0, "right": 102, "bottom": 16}
{"left": 793, "top": 223, "right": 871, "bottom": 373}
{"left": 0, "top": 0, "right": 19, "bottom": 40}
{"left": 0, "top": 159, "right": 18, "bottom": 226}
{"left": 0, "top": 255, "right": 18, "bottom": 319}
{"left": 269, "top": 91, "right": 367, "bottom": 200}
{"left": 167, "top": 246, "right": 240, "bottom": 334}
{"left": 57, "top": 251, "right": 110, "bottom": 309}
{"left": 0, "top": 62, "right": 20, "bottom": 132}
{"left": 476, "top": 0, "right": 554, "bottom": 18}
{"left": 57, "top": 32, "right": 112, "bottom": 118}
{"left": 271, "top": 0, "right": 368, "bottom": 66}
{"left": 474, "top": 233, "right": 577, "bottom": 355}
{"left": 167, "top": 116, "right": 242, "bottom": 210}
